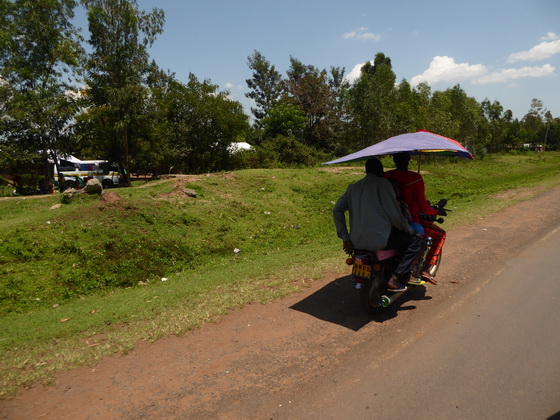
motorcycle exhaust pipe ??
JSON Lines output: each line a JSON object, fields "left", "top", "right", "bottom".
{"left": 381, "top": 290, "right": 407, "bottom": 307}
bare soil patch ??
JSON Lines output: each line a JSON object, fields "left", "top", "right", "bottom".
{"left": 490, "top": 185, "right": 548, "bottom": 200}
{"left": 99, "top": 190, "right": 121, "bottom": 204}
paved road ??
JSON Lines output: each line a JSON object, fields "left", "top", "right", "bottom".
{"left": 276, "top": 225, "right": 560, "bottom": 419}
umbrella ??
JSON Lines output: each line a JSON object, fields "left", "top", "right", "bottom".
{"left": 323, "top": 130, "right": 474, "bottom": 166}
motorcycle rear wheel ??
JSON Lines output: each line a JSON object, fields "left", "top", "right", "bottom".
{"left": 360, "top": 276, "right": 384, "bottom": 314}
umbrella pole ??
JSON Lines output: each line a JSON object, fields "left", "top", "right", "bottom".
{"left": 417, "top": 155, "right": 422, "bottom": 174}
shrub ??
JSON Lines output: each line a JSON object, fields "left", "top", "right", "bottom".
{"left": 255, "top": 135, "right": 324, "bottom": 168}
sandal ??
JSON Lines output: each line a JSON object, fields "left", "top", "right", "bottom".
{"left": 387, "top": 283, "right": 407, "bottom": 293}
{"left": 421, "top": 272, "right": 438, "bottom": 285}
{"left": 407, "top": 277, "right": 425, "bottom": 286}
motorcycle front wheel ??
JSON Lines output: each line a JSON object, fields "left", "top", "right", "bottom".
{"left": 426, "top": 250, "right": 442, "bottom": 277}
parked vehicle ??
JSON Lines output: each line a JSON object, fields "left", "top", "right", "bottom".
{"left": 349, "top": 199, "right": 449, "bottom": 314}
{"left": 53, "top": 156, "right": 121, "bottom": 189}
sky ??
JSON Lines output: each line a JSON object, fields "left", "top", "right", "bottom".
{"left": 75, "top": 0, "right": 560, "bottom": 121}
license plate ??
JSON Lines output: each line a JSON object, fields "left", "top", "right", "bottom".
{"left": 353, "top": 264, "right": 371, "bottom": 278}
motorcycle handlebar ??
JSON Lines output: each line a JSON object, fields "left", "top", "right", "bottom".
{"left": 420, "top": 198, "right": 450, "bottom": 223}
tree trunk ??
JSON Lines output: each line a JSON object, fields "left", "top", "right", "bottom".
{"left": 123, "top": 130, "right": 131, "bottom": 187}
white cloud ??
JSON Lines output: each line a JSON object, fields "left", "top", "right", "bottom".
{"left": 343, "top": 27, "right": 381, "bottom": 41}
{"left": 473, "top": 64, "right": 555, "bottom": 84}
{"left": 507, "top": 38, "right": 560, "bottom": 63}
{"left": 224, "top": 82, "right": 243, "bottom": 91}
{"left": 345, "top": 62, "right": 369, "bottom": 82}
{"left": 410, "top": 56, "right": 487, "bottom": 86}
{"left": 541, "top": 32, "right": 559, "bottom": 41}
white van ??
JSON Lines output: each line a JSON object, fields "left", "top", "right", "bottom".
{"left": 53, "top": 156, "right": 121, "bottom": 189}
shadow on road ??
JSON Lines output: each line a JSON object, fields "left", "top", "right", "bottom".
{"left": 290, "top": 275, "right": 432, "bottom": 331}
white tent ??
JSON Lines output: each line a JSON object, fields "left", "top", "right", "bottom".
{"left": 227, "top": 142, "right": 254, "bottom": 154}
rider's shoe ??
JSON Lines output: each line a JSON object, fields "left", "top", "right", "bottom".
{"left": 387, "top": 275, "right": 407, "bottom": 292}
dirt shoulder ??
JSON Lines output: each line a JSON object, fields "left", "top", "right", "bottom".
{"left": 2, "top": 186, "right": 560, "bottom": 420}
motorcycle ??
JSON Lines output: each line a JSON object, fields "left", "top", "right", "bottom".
{"left": 348, "top": 199, "right": 449, "bottom": 314}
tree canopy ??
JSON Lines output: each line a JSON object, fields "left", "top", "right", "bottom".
{"left": 0, "top": 0, "right": 84, "bottom": 176}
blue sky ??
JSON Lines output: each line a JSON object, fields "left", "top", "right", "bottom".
{"left": 76, "top": 0, "right": 560, "bottom": 120}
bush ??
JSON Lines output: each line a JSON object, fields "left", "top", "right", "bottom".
{"left": 13, "top": 173, "right": 42, "bottom": 195}
{"left": 227, "top": 135, "right": 326, "bottom": 169}
{"left": 256, "top": 135, "right": 325, "bottom": 168}
{"left": 228, "top": 149, "right": 261, "bottom": 170}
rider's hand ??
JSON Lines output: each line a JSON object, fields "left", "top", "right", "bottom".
{"left": 343, "top": 240, "right": 354, "bottom": 254}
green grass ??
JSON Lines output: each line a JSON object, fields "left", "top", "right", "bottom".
{"left": 1, "top": 152, "right": 560, "bottom": 396}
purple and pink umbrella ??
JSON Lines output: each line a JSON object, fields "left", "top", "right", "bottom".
{"left": 323, "top": 130, "right": 474, "bottom": 165}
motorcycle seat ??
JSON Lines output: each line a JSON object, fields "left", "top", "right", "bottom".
{"left": 375, "top": 249, "right": 400, "bottom": 261}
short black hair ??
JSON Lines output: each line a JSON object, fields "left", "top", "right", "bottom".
{"left": 393, "top": 152, "right": 410, "bottom": 163}
{"left": 365, "top": 158, "right": 384, "bottom": 176}
{"left": 393, "top": 152, "right": 411, "bottom": 169}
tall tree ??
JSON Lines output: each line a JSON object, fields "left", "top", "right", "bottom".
{"left": 347, "top": 52, "right": 397, "bottom": 148}
{"left": 284, "top": 57, "right": 336, "bottom": 150}
{"left": 0, "top": 0, "right": 83, "bottom": 178}
{"left": 245, "top": 50, "right": 283, "bottom": 128}
{"left": 81, "top": 0, "right": 164, "bottom": 186}
{"left": 325, "top": 66, "right": 351, "bottom": 154}
{"left": 427, "top": 90, "right": 460, "bottom": 136}
{"left": 522, "top": 98, "right": 546, "bottom": 146}
{"left": 480, "top": 99, "right": 507, "bottom": 153}
{"left": 412, "top": 82, "right": 432, "bottom": 131}
{"left": 393, "top": 79, "right": 417, "bottom": 134}
{"left": 425, "top": 85, "right": 483, "bottom": 152}
{"left": 447, "top": 84, "right": 484, "bottom": 151}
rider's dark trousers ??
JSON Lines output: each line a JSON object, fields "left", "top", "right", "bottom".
{"left": 384, "top": 228, "right": 422, "bottom": 277}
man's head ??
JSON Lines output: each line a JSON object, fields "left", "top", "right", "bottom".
{"left": 393, "top": 152, "right": 411, "bottom": 170}
{"left": 365, "top": 158, "right": 384, "bottom": 177}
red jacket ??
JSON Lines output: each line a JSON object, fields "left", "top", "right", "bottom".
{"left": 384, "top": 169, "right": 437, "bottom": 224}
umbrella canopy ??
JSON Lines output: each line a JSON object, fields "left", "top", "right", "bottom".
{"left": 323, "top": 130, "right": 474, "bottom": 165}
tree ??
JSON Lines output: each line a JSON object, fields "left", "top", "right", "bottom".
{"left": 347, "top": 52, "right": 397, "bottom": 148}
{"left": 411, "top": 82, "right": 432, "bottom": 132}
{"left": 146, "top": 73, "right": 250, "bottom": 174}
{"left": 0, "top": 0, "right": 84, "bottom": 181}
{"left": 543, "top": 116, "right": 559, "bottom": 151}
{"left": 521, "top": 98, "right": 547, "bottom": 147}
{"left": 245, "top": 50, "right": 283, "bottom": 127}
{"left": 324, "top": 66, "right": 351, "bottom": 155}
{"left": 424, "top": 85, "right": 483, "bottom": 152}
{"left": 447, "top": 85, "right": 484, "bottom": 152}
{"left": 284, "top": 57, "right": 342, "bottom": 151}
{"left": 81, "top": 0, "right": 164, "bottom": 186}
{"left": 393, "top": 79, "right": 417, "bottom": 134}
{"left": 261, "top": 103, "right": 306, "bottom": 140}
{"left": 480, "top": 99, "right": 508, "bottom": 153}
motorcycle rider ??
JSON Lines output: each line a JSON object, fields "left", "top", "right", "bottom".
{"left": 333, "top": 158, "right": 423, "bottom": 292}
{"left": 384, "top": 152, "right": 445, "bottom": 284}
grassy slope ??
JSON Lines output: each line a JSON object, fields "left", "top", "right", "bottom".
{"left": 1, "top": 152, "right": 560, "bottom": 395}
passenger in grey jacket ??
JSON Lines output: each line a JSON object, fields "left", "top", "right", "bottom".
{"left": 333, "top": 158, "right": 422, "bottom": 292}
